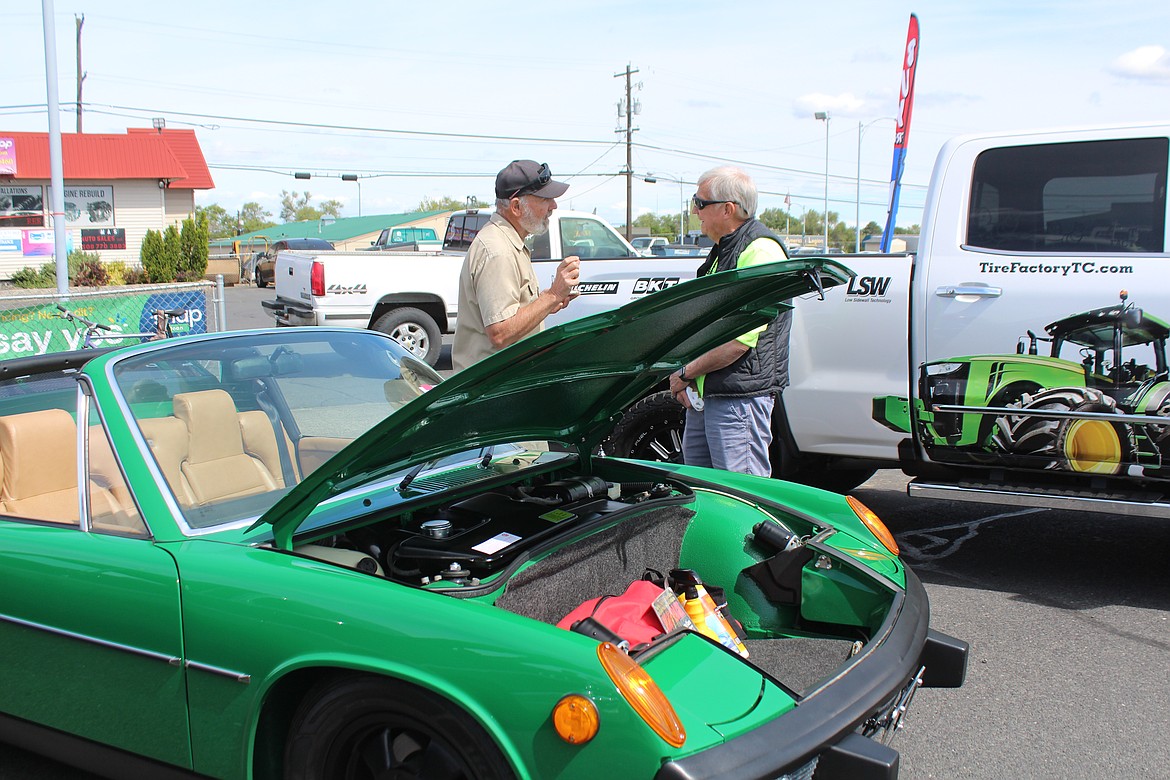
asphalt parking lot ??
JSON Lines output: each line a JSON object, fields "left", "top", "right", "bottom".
{"left": 3, "top": 284, "right": 1168, "bottom": 778}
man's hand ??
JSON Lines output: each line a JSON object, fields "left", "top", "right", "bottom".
{"left": 550, "top": 255, "right": 581, "bottom": 309}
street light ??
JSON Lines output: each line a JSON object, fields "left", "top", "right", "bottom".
{"left": 814, "top": 111, "right": 830, "bottom": 251}
{"left": 341, "top": 173, "right": 361, "bottom": 217}
{"left": 643, "top": 173, "right": 688, "bottom": 243}
{"left": 856, "top": 117, "right": 897, "bottom": 252}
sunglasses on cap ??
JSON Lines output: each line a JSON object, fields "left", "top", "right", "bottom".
{"left": 692, "top": 193, "right": 733, "bottom": 211}
{"left": 510, "top": 163, "right": 552, "bottom": 199}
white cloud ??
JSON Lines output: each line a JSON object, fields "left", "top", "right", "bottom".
{"left": 1110, "top": 45, "right": 1170, "bottom": 82}
{"left": 793, "top": 93, "right": 868, "bottom": 119}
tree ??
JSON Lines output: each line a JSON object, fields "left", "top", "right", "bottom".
{"left": 196, "top": 203, "right": 235, "bottom": 239}
{"left": 416, "top": 196, "right": 490, "bottom": 212}
{"left": 280, "top": 190, "right": 322, "bottom": 222}
{"left": 240, "top": 202, "right": 276, "bottom": 233}
{"left": 632, "top": 212, "right": 682, "bottom": 239}
{"left": 319, "top": 199, "right": 343, "bottom": 218}
{"left": 197, "top": 202, "right": 276, "bottom": 237}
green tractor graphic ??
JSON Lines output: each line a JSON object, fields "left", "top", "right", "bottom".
{"left": 875, "top": 292, "right": 1170, "bottom": 477}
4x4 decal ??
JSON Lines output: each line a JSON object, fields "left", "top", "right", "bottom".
{"left": 327, "top": 283, "right": 368, "bottom": 295}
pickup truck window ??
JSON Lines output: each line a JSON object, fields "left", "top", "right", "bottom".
{"left": 559, "top": 216, "right": 636, "bottom": 259}
{"left": 966, "top": 137, "right": 1167, "bottom": 253}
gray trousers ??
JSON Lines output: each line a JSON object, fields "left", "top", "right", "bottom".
{"left": 682, "top": 394, "right": 775, "bottom": 476}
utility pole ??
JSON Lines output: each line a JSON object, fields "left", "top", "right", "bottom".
{"left": 75, "top": 14, "right": 86, "bottom": 133}
{"left": 614, "top": 64, "right": 639, "bottom": 240}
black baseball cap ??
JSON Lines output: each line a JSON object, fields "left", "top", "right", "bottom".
{"left": 495, "top": 160, "right": 569, "bottom": 200}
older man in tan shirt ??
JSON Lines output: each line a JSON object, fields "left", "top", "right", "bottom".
{"left": 453, "top": 160, "right": 580, "bottom": 372}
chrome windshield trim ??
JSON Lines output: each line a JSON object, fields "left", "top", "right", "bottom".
{"left": 0, "top": 611, "right": 180, "bottom": 666}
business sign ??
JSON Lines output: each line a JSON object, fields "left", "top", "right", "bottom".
{"left": 49, "top": 185, "right": 115, "bottom": 227}
{"left": 21, "top": 229, "right": 72, "bottom": 256}
{"left": 0, "top": 229, "right": 21, "bottom": 253}
{"left": 0, "top": 185, "right": 43, "bottom": 228}
{"left": 0, "top": 137, "right": 15, "bottom": 175}
{"left": 81, "top": 228, "right": 127, "bottom": 251}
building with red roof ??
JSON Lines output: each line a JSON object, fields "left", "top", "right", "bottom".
{"left": 0, "top": 127, "right": 214, "bottom": 277}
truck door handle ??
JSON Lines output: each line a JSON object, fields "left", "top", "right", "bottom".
{"left": 935, "top": 285, "right": 1002, "bottom": 298}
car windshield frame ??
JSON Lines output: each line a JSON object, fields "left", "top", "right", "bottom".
{"left": 105, "top": 329, "right": 461, "bottom": 535}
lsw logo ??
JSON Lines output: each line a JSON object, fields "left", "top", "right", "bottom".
{"left": 846, "top": 276, "right": 892, "bottom": 297}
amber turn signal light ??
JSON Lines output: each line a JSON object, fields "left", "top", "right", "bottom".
{"left": 846, "top": 495, "right": 900, "bottom": 556}
{"left": 552, "top": 694, "right": 600, "bottom": 745}
{"left": 596, "top": 642, "right": 686, "bottom": 748}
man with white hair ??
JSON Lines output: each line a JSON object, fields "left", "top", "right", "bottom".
{"left": 453, "top": 160, "right": 581, "bottom": 372}
{"left": 667, "top": 166, "right": 790, "bottom": 476}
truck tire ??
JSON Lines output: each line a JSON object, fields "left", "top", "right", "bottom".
{"left": 609, "top": 391, "right": 875, "bottom": 493}
{"left": 607, "top": 391, "right": 685, "bottom": 463}
{"left": 255, "top": 271, "right": 268, "bottom": 289}
{"left": 373, "top": 308, "right": 442, "bottom": 366}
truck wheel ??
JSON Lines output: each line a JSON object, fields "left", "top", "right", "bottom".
{"left": 374, "top": 308, "right": 442, "bottom": 366}
{"left": 607, "top": 391, "right": 685, "bottom": 462}
{"left": 284, "top": 674, "right": 512, "bottom": 780}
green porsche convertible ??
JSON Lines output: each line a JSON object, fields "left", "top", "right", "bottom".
{"left": 0, "top": 258, "right": 966, "bottom": 780}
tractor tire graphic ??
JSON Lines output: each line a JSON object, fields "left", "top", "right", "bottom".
{"left": 1004, "top": 387, "right": 1132, "bottom": 474}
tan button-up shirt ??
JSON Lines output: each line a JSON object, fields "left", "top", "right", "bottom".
{"left": 452, "top": 212, "right": 540, "bottom": 371}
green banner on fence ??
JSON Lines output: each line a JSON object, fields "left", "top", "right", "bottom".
{"left": 0, "top": 289, "right": 208, "bottom": 358}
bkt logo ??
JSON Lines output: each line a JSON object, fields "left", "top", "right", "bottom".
{"left": 632, "top": 277, "right": 681, "bottom": 295}
{"left": 327, "top": 283, "right": 368, "bottom": 295}
{"left": 846, "top": 276, "right": 892, "bottom": 297}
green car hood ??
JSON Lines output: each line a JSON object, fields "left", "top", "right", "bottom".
{"left": 256, "top": 258, "right": 852, "bottom": 547}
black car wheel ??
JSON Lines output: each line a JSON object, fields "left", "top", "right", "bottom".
{"left": 285, "top": 675, "right": 513, "bottom": 780}
{"left": 373, "top": 308, "right": 442, "bottom": 366}
{"left": 255, "top": 270, "right": 269, "bottom": 289}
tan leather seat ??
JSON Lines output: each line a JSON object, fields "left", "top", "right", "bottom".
{"left": 238, "top": 410, "right": 300, "bottom": 488}
{"left": 139, "top": 415, "right": 195, "bottom": 505}
{"left": 0, "top": 409, "right": 119, "bottom": 524}
{"left": 172, "top": 390, "right": 279, "bottom": 505}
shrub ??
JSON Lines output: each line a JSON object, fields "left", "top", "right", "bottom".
{"left": 140, "top": 229, "right": 172, "bottom": 282}
{"left": 73, "top": 257, "right": 110, "bottom": 287}
{"left": 177, "top": 214, "right": 209, "bottom": 281}
{"left": 10, "top": 265, "right": 53, "bottom": 288}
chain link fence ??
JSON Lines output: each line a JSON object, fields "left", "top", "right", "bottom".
{"left": 0, "top": 281, "right": 224, "bottom": 359}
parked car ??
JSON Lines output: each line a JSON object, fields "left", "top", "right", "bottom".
{"left": 254, "top": 237, "right": 335, "bottom": 288}
{"left": 631, "top": 236, "right": 669, "bottom": 256}
{"left": 0, "top": 259, "right": 966, "bottom": 780}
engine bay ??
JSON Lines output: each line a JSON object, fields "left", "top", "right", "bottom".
{"left": 335, "top": 468, "right": 688, "bottom": 587}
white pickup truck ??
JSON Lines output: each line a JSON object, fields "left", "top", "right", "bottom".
{"left": 262, "top": 209, "right": 703, "bottom": 364}
{"left": 612, "top": 121, "right": 1170, "bottom": 519}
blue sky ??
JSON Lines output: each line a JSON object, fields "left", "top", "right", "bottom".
{"left": 5, "top": 1, "right": 1170, "bottom": 234}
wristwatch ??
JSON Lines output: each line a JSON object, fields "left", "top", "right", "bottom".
{"left": 677, "top": 366, "right": 689, "bottom": 382}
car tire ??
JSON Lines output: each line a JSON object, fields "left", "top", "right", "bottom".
{"left": 607, "top": 390, "right": 685, "bottom": 462}
{"left": 790, "top": 463, "right": 877, "bottom": 493}
{"left": 255, "top": 271, "right": 268, "bottom": 289}
{"left": 373, "top": 308, "right": 442, "bottom": 366}
{"left": 284, "top": 674, "right": 513, "bottom": 780}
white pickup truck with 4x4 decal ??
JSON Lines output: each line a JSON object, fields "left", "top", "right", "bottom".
{"left": 261, "top": 209, "right": 699, "bottom": 365}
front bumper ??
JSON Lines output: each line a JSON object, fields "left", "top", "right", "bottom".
{"left": 655, "top": 568, "right": 967, "bottom": 780}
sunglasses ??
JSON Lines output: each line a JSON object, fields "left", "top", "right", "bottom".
{"left": 510, "top": 163, "right": 552, "bottom": 199}
{"left": 692, "top": 193, "right": 733, "bottom": 211}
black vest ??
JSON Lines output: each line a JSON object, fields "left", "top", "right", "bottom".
{"left": 698, "top": 219, "right": 792, "bottom": 398}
